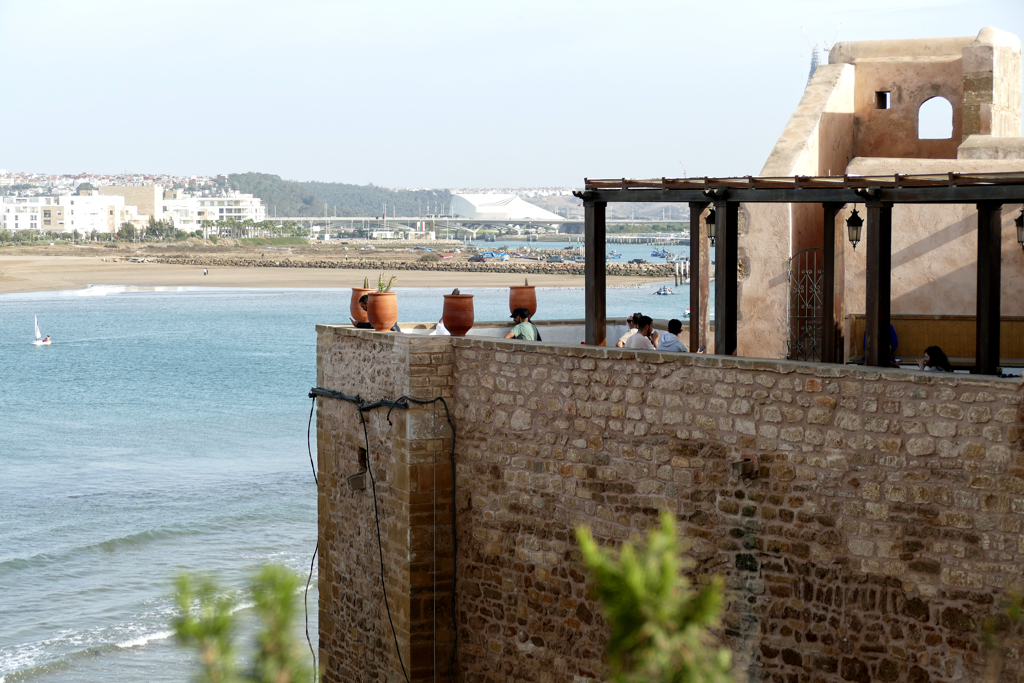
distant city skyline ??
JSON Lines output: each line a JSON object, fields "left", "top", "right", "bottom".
{"left": 1, "top": 0, "right": 1021, "bottom": 188}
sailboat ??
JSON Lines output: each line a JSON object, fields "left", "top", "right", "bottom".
{"left": 32, "top": 315, "right": 51, "bottom": 346}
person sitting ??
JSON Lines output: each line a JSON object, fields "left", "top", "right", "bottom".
{"left": 505, "top": 307, "right": 541, "bottom": 341}
{"left": 615, "top": 312, "right": 642, "bottom": 347}
{"left": 917, "top": 345, "right": 953, "bottom": 372}
{"left": 625, "top": 315, "right": 659, "bottom": 350}
{"left": 657, "top": 319, "right": 688, "bottom": 352}
{"left": 350, "top": 294, "right": 401, "bottom": 332}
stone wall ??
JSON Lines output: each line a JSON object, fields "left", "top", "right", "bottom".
{"left": 317, "top": 327, "right": 1024, "bottom": 683}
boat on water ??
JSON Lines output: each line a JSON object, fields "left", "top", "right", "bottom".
{"left": 606, "top": 251, "right": 622, "bottom": 259}
{"left": 654, "top": 286, "right": 674, "bottom": 296}
{"left": 32, "top": 315, "right": 51, "bottom": 346}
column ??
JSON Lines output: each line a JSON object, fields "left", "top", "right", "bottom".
{"left": 714, "top": 201, "right": 738, "bottom": 355}
{"left": 584, "top": 200, "right": 607, "bottom": 346}
{"left": 688, "top": 201, "right": 710, "bottom": 353}
{"left": 976, "top": 203, "right": 1003, "bottom": 375}
{"left": 821, "top": 203, "right": 845, "bottom": 363}
{"left": 864, "top": 203, "right": 893, "bottom": 368}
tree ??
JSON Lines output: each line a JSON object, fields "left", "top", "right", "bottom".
{"left": 119, "top": 222, "right": 137, "bottom": 240}
{"left": 76, "top": 182, "right": 96, "bottom": 193}
{"left": 575, "top": 512, "right": 732, "bottom": 683}
{"left": 173, "top": 565, "right": 315, "bottom": 683}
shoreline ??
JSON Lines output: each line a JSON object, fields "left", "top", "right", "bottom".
{"left": 0, "top": 254, "right": 669, "bottom": 295}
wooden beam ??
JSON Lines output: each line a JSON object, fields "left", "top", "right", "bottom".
{"left": 585, "top": 186, "right": 1024, "bottom": 206}
{"left": 821, "top": 203, "right": 845, "bottom": 363}
{"left": 714, "top": 201, "right": 738, "bottom": 355}
{"left": 864, "top": 203, "right": 893, "bottom": 367}
{"left": 688, "top": 202, "right": 710, "bottom": 352}
{"left": 584, "top": 200, "right": 607, "bottom": 346}
{"left": 976, "top": 202, "right": 1002, "bottom": 375}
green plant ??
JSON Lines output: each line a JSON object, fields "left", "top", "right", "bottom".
{"left": 376, "top": 272, "right": 397, "bottom": 293}
{"left": 575, "top": 511, "right": 731, "bottom": 683}
{"left": 418, "top": 252, "right": 441, "bottom": 262}
{"left": 363, "top": 276, "right": 369, "bottom": 289}
{"left": 982, "top": 591, "right": 1024, "bottom": 683}
{"left": 173, "top": 565, "right": 315, "bottom": 683}
{"left": 210, "top": 235, "right": 219, "bottom": 244}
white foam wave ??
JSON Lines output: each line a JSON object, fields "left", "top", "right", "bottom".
{"left": 115, "top": 630, "right": 174, "bottom": 649}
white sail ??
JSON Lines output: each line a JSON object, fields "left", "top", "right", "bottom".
{"left": 35, "top": 315, "right": 41, "bottom": 341}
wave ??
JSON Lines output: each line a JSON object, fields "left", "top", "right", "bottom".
{"left": 0, "top": 526, "right": 199, "bottom": 572}
{"left": 114, "top": 630, "right": 175, "bottom": 649}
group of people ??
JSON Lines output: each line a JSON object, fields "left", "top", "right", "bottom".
{"left": 615, "top": 312, "right": 698, "bottom": 353}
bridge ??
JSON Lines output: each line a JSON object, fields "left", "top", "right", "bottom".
{"left": 265, "top": 215, "right": 690, "bottom": 239}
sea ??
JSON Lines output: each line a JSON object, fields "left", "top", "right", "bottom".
{"left": 0, "top": 245, "right": 695, "bottom": 683}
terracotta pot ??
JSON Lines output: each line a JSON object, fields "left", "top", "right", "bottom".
{"left": 350, "top": 287, "right": 373, "bottom": 323}
{"left": 509, "top": 286, "right": 537, "bottom": 318}
{"left": 366, "top": 292, "right": 398, "bottom": 332}
{"left": 442, "top": 294, "right": 474, "bottom": 337}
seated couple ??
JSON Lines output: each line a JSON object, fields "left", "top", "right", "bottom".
{"left": 617, "top": 314, "right": 690, "bottom": 352}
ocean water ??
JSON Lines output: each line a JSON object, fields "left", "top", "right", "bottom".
{"left": 0, "top": 281, "right": 686, "bottom": 683}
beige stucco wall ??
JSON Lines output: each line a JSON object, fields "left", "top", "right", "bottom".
{"left": 739, "top": 64, "right": 856, "bottom": 359}
{"left": 844, "top": 157, "right": 1024, "bottom": 331}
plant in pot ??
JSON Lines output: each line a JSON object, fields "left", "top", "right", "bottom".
{"left": 509, "top": 277, "right": 536, "bottom": 318}
{"left": 442, "top": 287, "right": 474, "bottom": 337}
{"left": 367, "top": 273, "right": 399, "bottom": 332}
{"left": 350, "top": 276, "right": 374, "bottom": 324}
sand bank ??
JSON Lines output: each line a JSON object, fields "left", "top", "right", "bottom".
{"left": 0, "top": 253, "right": 667, "bottom": 295}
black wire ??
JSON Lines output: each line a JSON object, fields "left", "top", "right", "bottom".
{"left": 312, "top": 388, "right": 458, "bottom": 683}
{"left": 360, "top": 409, "right": 413, "bottom": 683}
{"left": 386, "top": 395, "right": 458, "bottom": 683}
{"left": 305, "top": 395, "right": 318, "bottom": 681}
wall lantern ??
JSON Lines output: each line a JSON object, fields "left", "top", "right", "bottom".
{"left": 1016, "top": 208, "right": 1024, "bottom": 254}
{"left": 706, "top": 208, "right": 717, "bottom": 247}
{"left": 846, "top": 208, "right": 864, "bottom": 250}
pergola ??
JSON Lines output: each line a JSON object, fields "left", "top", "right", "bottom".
{"left": 573, "top": 172, "right": 1024, "bottom": 375}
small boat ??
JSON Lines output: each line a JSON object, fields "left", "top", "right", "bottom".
{"left": 33, "top": 315, "right": 51, "bottom": 346}
{"left": 606, "top": 251, "right": 622, "bottom": 259}
{"left": 654, "top": 286, "right": 674, "bottom": 296}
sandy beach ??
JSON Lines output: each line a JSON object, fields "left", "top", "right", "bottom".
{"left": 0, "top": 246, "right": 666, "bottom": 294}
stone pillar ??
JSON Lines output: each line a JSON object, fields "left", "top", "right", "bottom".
{"left": 962, "top": 27, "right": 1023, "bottom": 139}
{"left": 316, "top": 326, "right": 455, "bottom": 683}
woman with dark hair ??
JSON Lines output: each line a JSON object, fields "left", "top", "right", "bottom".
{"left": 917, "top": 346, "right": 953, "bottom": 372}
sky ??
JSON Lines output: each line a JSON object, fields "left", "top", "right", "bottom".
{"left": 0, "top": 0, "right": 1021, "bottom": 188}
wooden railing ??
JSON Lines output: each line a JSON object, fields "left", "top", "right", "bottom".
{"left": 848, "top": 314, "right": 1024, "bottom": 368}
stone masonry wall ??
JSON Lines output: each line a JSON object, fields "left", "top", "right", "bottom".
{"left": 317, "top": 326, "right": 455, "bottom": 683}
{"left": 449, "top": 339, "right": 1024, "bottom": 683}
{"left": 318, "top": 327, "right": 1024, "bottom": 683}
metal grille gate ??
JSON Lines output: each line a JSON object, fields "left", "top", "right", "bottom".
{"left": 787, "top": 248, "right": 824, "bottom": 362}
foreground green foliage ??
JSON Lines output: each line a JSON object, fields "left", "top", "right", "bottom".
{"left": 982, "top": 591, "right": 1024, "bottom": 683}
{"left": 576, "top": 512, "right": 732, "bottom": 683}
{"left": 173, "top": 565, "right": 315, "bottom": 683}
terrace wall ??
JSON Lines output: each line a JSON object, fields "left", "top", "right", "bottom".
{"left": 317, "top": 327, "right": 1024, "bottom": 683}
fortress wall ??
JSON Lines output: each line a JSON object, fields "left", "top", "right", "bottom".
{"left": 318, "top": 327, "right": 1024, "bottom": 683}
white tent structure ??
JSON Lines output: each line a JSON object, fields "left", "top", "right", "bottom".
{"left": 450, "top": 194, "right": 564, "bottom": 222}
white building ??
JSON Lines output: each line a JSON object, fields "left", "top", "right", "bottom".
{"left": 450, "top": 194, "right": 564, "bottom": 221}
{"left": 1, "top": 193, "right": 147, "bottom": 234}
{"left": 159, "top": 190, "right": 266, "bottom": 232}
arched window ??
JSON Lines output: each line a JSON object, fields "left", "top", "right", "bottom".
{"left": 918, "top": 97, "right": 953, "bottom": 139}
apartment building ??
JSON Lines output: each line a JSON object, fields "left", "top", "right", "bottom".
{"left": 1, "top": 192, "right": 148, "bottom": 234}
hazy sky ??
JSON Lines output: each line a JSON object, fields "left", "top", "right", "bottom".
{"left": 1, "top": 0, "right": 1021, "bottom": 187}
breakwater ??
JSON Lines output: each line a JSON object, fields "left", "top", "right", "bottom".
{"left": 109, "top": 256, "right": 676, "bottom": 277}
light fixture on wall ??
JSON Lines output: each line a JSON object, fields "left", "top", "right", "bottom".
{"left": 706, "top": 208, "right": 717, "bottom": 247}
{"left": 846, "top": 208, "right": 864, "bottom": 250}
{"left": 1016, "top": 208, "right": 1024, "bottom": 254}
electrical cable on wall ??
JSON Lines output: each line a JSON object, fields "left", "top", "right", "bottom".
{"left": 309, "top": 387, "right": 458, "bottom": 683}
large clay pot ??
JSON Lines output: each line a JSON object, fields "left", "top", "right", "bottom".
{"left": 366, "top": 292, "right": 398, "bottom": 332}
{"left": 442, "top": 294, "right": 474, "bottom": 337}
{"left": 509, "top": 286, "right": 537, "bottom": 318}
{"left": 350, "top": 287, "right": 373, "bottom": 323}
